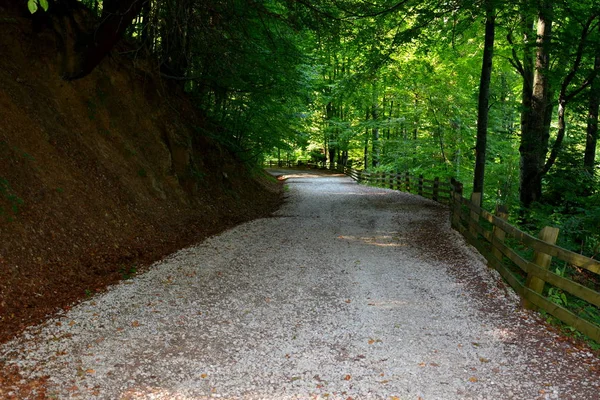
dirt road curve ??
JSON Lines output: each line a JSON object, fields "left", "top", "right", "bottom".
{"left": 2, "top": 169, "right": 599, "bottom": 399}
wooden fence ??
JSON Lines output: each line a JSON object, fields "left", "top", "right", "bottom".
{"left": 339, "top": 167, "right": 600, "bottom": 343}
{"left": 338, "top": 167, "right": 455, "bottom": 204}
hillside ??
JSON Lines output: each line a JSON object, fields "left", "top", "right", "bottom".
{"left": 0, "top": 4, "right": 281, "bottom": 344}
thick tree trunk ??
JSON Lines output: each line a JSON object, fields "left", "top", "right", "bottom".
{"left": 472, "top": 0, "right": 495, "bottom": 204}
{"left": 52, "top": 0, "right": 147, "bottom": 80}
{"left": 519, "top": 1, "right": 553, "bottom": 207}
{"left": 519, "top": 14, "right": 535, "bottom": 148}
{"left": 584, "top": 54, "right": 600, "bottom": 177}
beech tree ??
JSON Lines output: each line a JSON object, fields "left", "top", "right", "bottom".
{"left": 584, "top": 28, "right": 600, "bottom": 179}
{"left": 473, "top": 0, "right": 496, "bottom": 204}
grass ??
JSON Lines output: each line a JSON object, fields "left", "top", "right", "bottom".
{"left": 119, "top": 265, "right": 137, "bottom": 280}
{"left": 0, "top": 177, "right": 24, "bottom": 219}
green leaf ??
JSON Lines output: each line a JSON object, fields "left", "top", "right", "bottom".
{"left": 27, "top": 0, "right": 38, "bottom": 14}
{"left": 39, "top": 0, "right": 49, "bottom": 11}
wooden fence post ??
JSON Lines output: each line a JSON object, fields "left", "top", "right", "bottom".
{"left": 418, "top": 175, "right": 424, "bottom": 196}
{"left": 389, "top": 171, "right": 394, "bottom": 189}
{"left": 524, "top": 226, "right": 560, "bottom": 310}
{"left": 469, "top": 192, "right": 482, "bottom": 240}
{"left": 405, "top": 172, "right": 410, "bottom": 192}
{"left": 491, "top": 205, "right": 508, "bottom": 262}
{"left": 433, "top": 177, "right": 439, "bottom": 202}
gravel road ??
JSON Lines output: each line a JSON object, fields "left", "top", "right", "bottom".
{"left": 2, "top": 169, "right": 599, "bottom": 399}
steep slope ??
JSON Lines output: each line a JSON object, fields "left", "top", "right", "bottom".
{"left": 0, "top": 5, "right": 281, "bottom": 344}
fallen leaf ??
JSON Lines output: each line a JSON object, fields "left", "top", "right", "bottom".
{"left": 200, "top": 374, "right": 207, "bottom": 379}
{"left": 131, "top": 321, "right": 140, "bottom": 327}
{"left": 479, "top": 357, "right": 490, "bottom": 363}
{"left": 86, "top": 369, "right": 95, "bottom": 374}
{"left": 69, "top": 320, "right": 76, "bottom": 327}
{"left": 368, "top": 339, "right": 375, "bottom": 345}
{"left": 469, "top": 376, "right": 478, "bottom": 383}
{"left": 430, "top": 362, "right": 440, "bottom": 367}
{"left": 418, "top": 362, "right": 426, "bottom": 367}
{"left": 343, "top": 374, "right": 351, "bottom": 381}
{"left": 390, "top": 396, "right": 400, "bottom": 400}
{"left": 345, "top": 299, "right": 351, "bottom": 303}
{"left": 379, "top": 380, "right": 389, "bottom": 384}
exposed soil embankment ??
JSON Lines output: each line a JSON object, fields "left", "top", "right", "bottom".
{"left": 0, "top": 5, "right": 281, "bottom": 344}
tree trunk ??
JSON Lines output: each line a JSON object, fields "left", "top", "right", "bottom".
{"left": 364, "top": 107, "right": 369, "bottom": 169}
{"left": 161, "top": 0, "right": 191, "bottom": 78}
{"left": 371, "top": 84, "right": 380, "bottom": 168}
{"left": 473, "top": 0, "right": 496, "bottom": 205}
{"left": 584, "top": 53, "right": 600, "bottom": 178}
{"left": 140, "top": 0, "right": 152, "bottom": 53}
{"left": 519, "top": 1, "right": 553, "bottom": 207}
{"left": 542, "top": 16, "right": 598, "bottom": 178}
{"left": 52, "top": 0, "right": 147, "bottom": 80}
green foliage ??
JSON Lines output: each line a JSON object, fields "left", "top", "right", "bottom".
{"left": 0, "top": 177, "right": 24, "bottom": 219}
{"left": 119, "top": 265, "right": 137, "bottom": 280}
{"left": 87, "top": 100, "right": 97, "bottom": 121}
{"left": 308, "top": 150, "right": 326, "bottom": 164}
{"left": 27, "top": 0, "right": 48, "bottom": 13}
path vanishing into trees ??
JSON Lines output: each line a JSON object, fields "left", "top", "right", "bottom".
{"left": 2, "top": 169, "right": 600, "bottom": 399}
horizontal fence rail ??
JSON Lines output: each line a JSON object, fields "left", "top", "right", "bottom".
{"left": 337, "top": 166, "right": 600, "bottom": 343}
{"left": 337, "top": 167, "right": 453, "bottom": 205}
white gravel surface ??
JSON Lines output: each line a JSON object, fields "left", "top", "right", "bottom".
{"left": 2, "top": 169, "right": 600, "bottom": 399}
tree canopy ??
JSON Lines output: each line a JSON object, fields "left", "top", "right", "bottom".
{"left": 26, "top": 0, "right": 600, "bottom": 257}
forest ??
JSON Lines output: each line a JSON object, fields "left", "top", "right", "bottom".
{"left": 24, "top": 1, "right": 599, "bottom": 300}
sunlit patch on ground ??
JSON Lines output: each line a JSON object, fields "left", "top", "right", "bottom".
{"left": 337, "top": 234, "right": 406, "bottom": 247}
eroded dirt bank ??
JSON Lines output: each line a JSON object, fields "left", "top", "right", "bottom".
{"left": 0, "top": 4, "right": 281, "bottom": 345}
